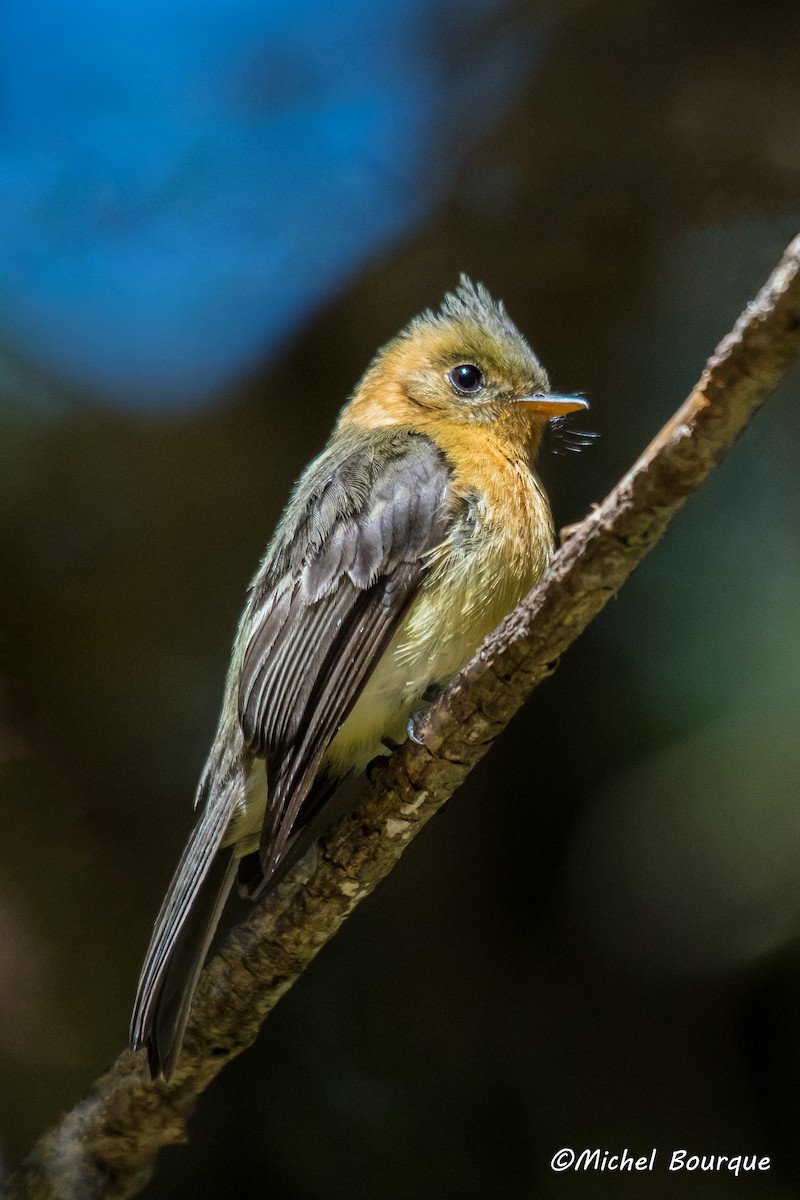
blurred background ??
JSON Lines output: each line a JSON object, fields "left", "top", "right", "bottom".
{"left": 1, "top": 0, "right": 800, "bottom": 1195}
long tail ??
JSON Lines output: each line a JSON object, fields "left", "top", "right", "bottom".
{"left": 130, "top": 804, "right": 235, "bottom": 1080}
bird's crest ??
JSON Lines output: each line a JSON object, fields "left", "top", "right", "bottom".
{"left": 407, "top": 274, "right": 533, "bottom": 360}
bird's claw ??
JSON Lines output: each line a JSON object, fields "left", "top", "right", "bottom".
{"left": 406, "top": 710, "right": 428, "bottom": 746}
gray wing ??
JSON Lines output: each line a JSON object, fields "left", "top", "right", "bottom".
{"left": 238, "top": 430, "right": 452, "bottom": 883}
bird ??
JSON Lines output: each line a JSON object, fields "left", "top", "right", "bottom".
{"left": 129, "top": 276, "right": 587, "bottom": 1080}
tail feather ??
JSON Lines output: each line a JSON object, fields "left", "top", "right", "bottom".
{"left": 130, "top": 805, "right": 235, "bottom": 1080}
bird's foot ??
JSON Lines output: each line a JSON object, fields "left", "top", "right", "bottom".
{"left": 406, "top": 710, "right": 428, "bottom": 746}
{"left": 407, "top": 684, "right": 446, "bottom": 746}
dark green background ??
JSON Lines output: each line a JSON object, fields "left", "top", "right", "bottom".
{"left": 2, "top": 1, "right": 800, "bottom": 1196}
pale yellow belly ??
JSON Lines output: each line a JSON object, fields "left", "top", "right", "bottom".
{"left": 323, "top": 527, "right": 547, "bottom": 774}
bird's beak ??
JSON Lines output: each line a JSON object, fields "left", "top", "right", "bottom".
{"left": 516, "top": 393, "right": 589, "bottom": 417}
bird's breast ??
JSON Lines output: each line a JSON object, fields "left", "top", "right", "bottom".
{"left": 324, "top": 442, "right": 554, "bottom": 773}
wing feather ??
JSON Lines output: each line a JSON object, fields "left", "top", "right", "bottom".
{"left": 237, "top": 430, "right": 451, "bottom": 886}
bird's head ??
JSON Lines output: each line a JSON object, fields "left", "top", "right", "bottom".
{"left": 342, "top": 276, "right": 587, "bottom": 454}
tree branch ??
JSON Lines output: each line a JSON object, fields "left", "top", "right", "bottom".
{"left": 5, "top": 234, "right": 800, "bottom": 1200}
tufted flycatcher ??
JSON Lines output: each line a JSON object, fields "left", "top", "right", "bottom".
{"left": 130, "top": 277, "right": 587, "bottom": 1079}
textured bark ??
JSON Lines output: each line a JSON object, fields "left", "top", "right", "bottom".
{"left": 4, "top": 234, "right": 800, "bottom": 1200}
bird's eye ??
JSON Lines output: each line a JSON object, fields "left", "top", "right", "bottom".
{"left": 448, "top": 363, "right": 484, "bottom": 394}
